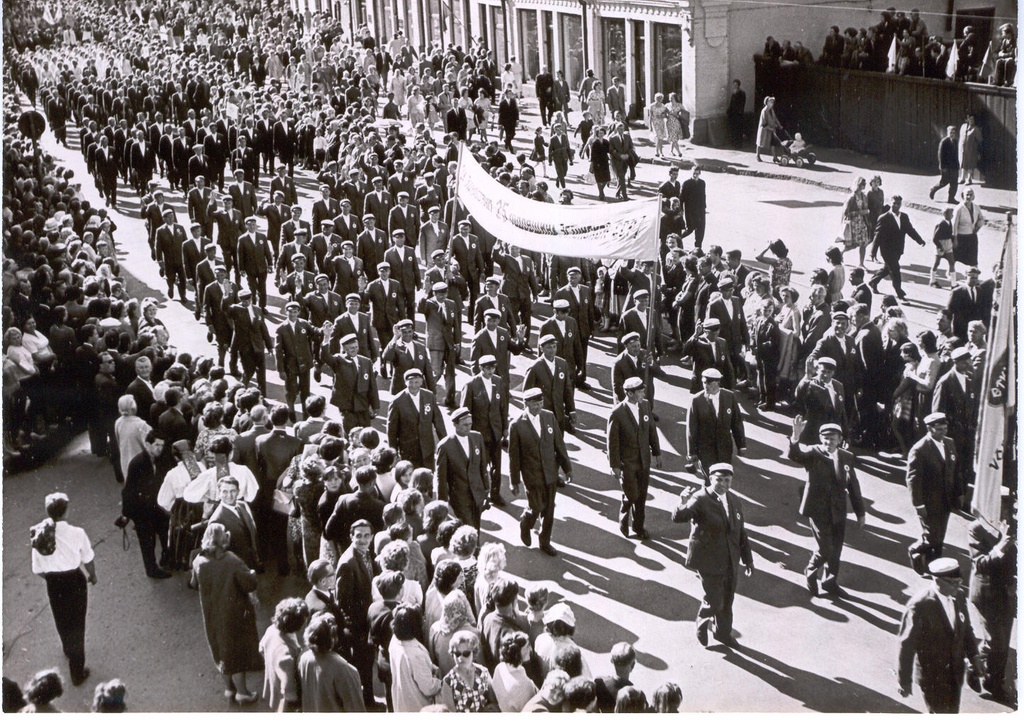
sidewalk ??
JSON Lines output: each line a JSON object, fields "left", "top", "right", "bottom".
{"left": 629, "top": 131, "right": 1017, "bottom": 229}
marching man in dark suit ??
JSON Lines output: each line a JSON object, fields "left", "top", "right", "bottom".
{"left": 897, "top": 557, "right": 982, "bottom": 713}
{"left": 435, "top": 407, "right": 489, "bottom": 530}
{"left": 461, "top": 354, "right": 509, "bottom": 508}
{"left": 509, "top": 387, "right": 573, "bottom": 557}
{"left": 687, "top": 368, "right": 746, "bottom": 477}
{"left": 555, "top": 266, "right": 598, "bottom": 389}
{"left": 607, "top": 376, "right": 662, "bottom": 541}
{"left": 932, "top": 346, "right": 979, "bottom": 495}
{"left": 321, "top": 332, "right": 379, "bottom": 433}
{"left": 672, "top": 463, "right": 754, "bottom": 648}
{"left": 788, "top": 417, "right": 865, "bottom": 597}
{"left": 381, "top": 319, "right": 434, "bottom": 395}
{"left": 229, "top": 289, "right": 273, "bottom": 394}
{"left": 869, "top": 195, "right": 925, "bottom": 301}
{"left": 387, "top": 368, "right": 447, "bottom": 468}
{"left": 906, "top": 412, "right": 961, "bottom": 574}
{"left": 471, "top": 308, "right": 521, "bottom": 392}
{"left": 275, "top": 301, "right": 315, "bottom": 422}
{"left": 523, "top": 334, "right": 577, "bottom": 435}
{"left": 418, "top": 281, "right": 461, "bottom": 408}
{"left": 237, "top": 216, "right": 273, "bottom": 309}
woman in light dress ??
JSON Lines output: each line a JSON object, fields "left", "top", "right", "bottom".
{"left": 587, "top": 80, "right": 606, "bottom": 126}
{"left": 647, "top": 93, "right": 669, "bottom": 158}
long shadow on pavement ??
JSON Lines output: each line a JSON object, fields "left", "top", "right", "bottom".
{"left": 719, "top": 643, "right": 917, "bottom": 712}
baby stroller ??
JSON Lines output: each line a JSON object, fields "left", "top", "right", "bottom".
{"left": 774, "top": 129, "right": 817, "bottom": 167}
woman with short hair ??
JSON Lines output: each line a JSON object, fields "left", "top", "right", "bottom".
{"left": 439, "top": 629, "right": 499, "bottom": 711}
{"left": 389, "top": 605, "right": 442, "bottom": 711}
{"left": 259, "top": 598, "right": 309, "bottom": 711}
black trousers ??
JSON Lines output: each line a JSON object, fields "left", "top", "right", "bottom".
{"left": 43, "top": 569, "right": 88, "bottom": 681}
{"left": 481, "top": 432, "right": 502, "bottom": 498}
{"left": 521, "top": 481, "right": 557, "bottom": 547}
{"left": 134, "top": 514, "right": 170, "bottom": 575}
{"left": 283, "top": 369, "right": 310, "bottom": 411}
{"left": 871, "top": 253, "right": 905, "bottom": 296}
{"left": 930, "top": 168, "right": 959, "bottom": 203}
{"left": 695, "top": 565, "right": 736, "bottom": 639}
{"left": 619, "top": 462, "right": 650, "bottom": 533}
{"left": 246, "top": 270, "right": 268, "bottom": 309}
{"left": 806, "top": 515, "right": 846, "bottom": 587}
{"left": 681, "top": 218, "right": 706, "bottom": 249}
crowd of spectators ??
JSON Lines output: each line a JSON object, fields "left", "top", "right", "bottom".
{"left": 759, "top": 8, "right": 1016, "bottom": 85}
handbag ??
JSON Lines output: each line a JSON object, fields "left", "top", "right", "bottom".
{"left": 838, "top": 217, "right": 854, "bottom": 248}
{"left": 273, "top": 464, "right": 295, "bottom": 515}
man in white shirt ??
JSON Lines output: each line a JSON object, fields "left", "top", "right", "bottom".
{"left": 31, "top": 492, "right": 98, "bottom": 686}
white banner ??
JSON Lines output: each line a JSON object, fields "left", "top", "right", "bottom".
{"left": 972, "top": 219, "right": 1016, "bottom": 522}
{"left": 454, "top": 145, "right": 661, "bottom": 261}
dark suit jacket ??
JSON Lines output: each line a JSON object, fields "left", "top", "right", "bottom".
{"left": 303, "top": 289, "right": 344, "bottom": 328}
{"left": 671, "top": 489, "right": 753, "bottom": 576}
{"left": 230, "top": 304, "right": 273, "bottom": 355}
{"left": 681, "top": 334, "right": 734, "bottom": 392}
{"left": 335, "top": 543, "right": 378, "bottom": 630}
{"left": 382, "top": 339, "right": 433, "bottom": 394}
{"left": 470, "top": 326, "right": 518, "bottom": 391}
{"left": 448, "top": 233, "right": 484, "bottom": 282}
{"left": 897, "top": 585, "right": 979, "bottom": 708}
{"left": 323, "top": 353, "right": 379, "bottom": 414}
{"left": 522, "top": 356, "right": 575, "bottom": 430}
{"left": 158, "top": 407, "right": 192, "bottom": 446}
{"left": 493, "top": 249, "right": 539, "bottom": 300}
{"left": 809, "top": 332, "right": 858, "bottom": 391}
{"left": 275, "top": 320, "right": 315, "bottom": 375}
{"left": 907, "top": 434, "right": 960, "bottom": 517}
{"left": 706, "top": 296, "right": 748, "bottom": 355}
{"left": 208, "top": 501, "right": 259, "bottom": 568}
{"left": 507, "top": 409, "right": 571, "bottom": 489}
{"left": 788, "top": 442, "right": 865, "bottom": 524}
{"left": 607, "top": 399, "right": 660, "bottom": 484}
{"left": 474, "top": 292, "right": 514, "bottom": 331}
{"left": 946, "top": 284, "right": 988, "bottom": 340}
{"left": 331, "top": 312, "right": 376, "bottom": 359}
{"left": 539, "top": 316, "right": 583, "bottom": 374}
{"left": 387, "top": 389, "right": 446, "bottom": 466}
{"left": 871, "top": 210, "right": 924, "bottom": 260}
{"left": 419, "top": 296, "right": 460, "bottom": 352}
{"left": 555, "top": 283, "right": 597, "bottom": 339}
{"left": 325, "top": 491, "right": 386, "bottom": 546}
{"left": 461, "top": 374, "right": 508, "bottom": 443}
{"left": 255, "top": 429, "right": 304, "bottom": 503}
{"left": 366, "top": 277, "right": 404, "bottom": 331}
{"left": 611, "top": 350, "right": 653, "bottom": 402}
{"left": 854, "top": 322, "right": 885, "bottom": 403}
{"left": 687, "top": 390, "right": 745, "bottom": 469}
{"left": 435, "top": 431, "right": 488, "bottom": 519}
{"left": 126, "top": 377, "right": 155, "bottom": 419}
{"left": 232, "top": 424, "right": 272, "bottom": 479}
{"left": 794, "top": 377, "right": 848, "bottom": 442}
{"left": 384, "top": 245, "right": 421, "bottom": 294}
{"left": 931, "top": 370, "right": 978, "bottom": 447}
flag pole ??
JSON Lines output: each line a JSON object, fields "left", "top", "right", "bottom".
{"left": 645, "top": 199, "right": 662, "bottom": 393}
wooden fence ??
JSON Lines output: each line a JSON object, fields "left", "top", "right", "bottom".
{"left": 754, "top": 61, "right": 1016, "bottom": 189}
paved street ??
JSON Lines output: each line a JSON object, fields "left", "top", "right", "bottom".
{"left": 2, "top": 90, "right": 1015, "bottom": 712}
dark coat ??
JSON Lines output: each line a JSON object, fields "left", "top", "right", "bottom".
{"left": 507, "top": 409, "right": 571, "bottom": 489}
{"left": 671, "top": 489, "right": 753, "bottom": 576}
{"left": 787, "top": 442, "right": 865, "bottom": 524}
{"left": 386, "top": 389, "right": 446, "bottom": 466}
{"left": 687, "top": 390, "right": 746, "bottom": 469}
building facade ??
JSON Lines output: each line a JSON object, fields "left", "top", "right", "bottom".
{"left": 323, "top": 0, "right": 1017, "bottom": 145}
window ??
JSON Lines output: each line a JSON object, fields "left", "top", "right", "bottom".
{"left": 559, "top": 13, "right": 583, "bottom": 88}
{"left": 601, "top": 18, "right": 626, "bottom": 90}
{"left": 653, "top": 22, "right": 683, "bottom": 99}
{"left": 519, "top": 9, "right": 540, "bottom": 79}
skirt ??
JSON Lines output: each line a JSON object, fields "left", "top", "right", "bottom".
{"left": 954, "top": 233, "right": 978, "bottom": 266}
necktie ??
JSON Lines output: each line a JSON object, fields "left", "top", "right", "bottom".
{"left": 970, "top": 288, "right": 976, "bottom": 304}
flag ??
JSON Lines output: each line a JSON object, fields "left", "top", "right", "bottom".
{"left": 454, "top": 144, "right": 661, "bottom": 261}
{"left": 42, "top": 3, "right": 55, "bottom": 25}
{"left": 887, "top": 36, "right": 896, "bottom": 72}
{"left": 978, "top": 42, "right": 993, "bottom": 83}
{"left": 945, "top": 38, "right": 958, "bottom": 79}
{"left": 972, "top": 218, "right": 1016, "bottom": 522}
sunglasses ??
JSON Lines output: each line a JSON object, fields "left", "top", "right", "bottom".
{"left": 453, "top": 649, "right": 473, "bottom": 658}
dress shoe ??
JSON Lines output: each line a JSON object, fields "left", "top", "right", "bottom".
{"left": 714, "top": 632, "right": 738, "bottom": 648}
{"left": 868, "top": 280, "right": 880, "bottom": 294}
{"left": 805, "top": 570, "right": 818, "bottom": 596}
{"left": 489, "top": 495, "right": 507, "bottom": 508}
{"left": 147, "top": 568, "right": 172, "bottom": 579}
{"left": 928, "top": 186, "right": 936, "bottom": 200}
{"left": 557, "top": 479, "right": 567, "bottom": 488}
{"left": 520, "top": 522, "right": 532, "bottom": 547}
{"left": 576, "top": 380, "right": 591, "bottom": 391}
{"left": 896, "top": 291, "right": 908, "bottom": 301}
{"left": 634, "top": 529, "right": 651, "bottom": 541}
{"left": 821, "top": 579, "right": 841, "bottom": 597}
{"left": 539, "top": 544, "right": 558, "bottom": 557}
{"left": 619, "top": 517, "right": 630, "bottom": 537}
{"left": 71, "top": 668, "right": 91, "bottom": 687}
{"left": 313, "top": 367, "right": 322, "bottom": 383}
{"left": 696, "top": 624, "right": 709, "bottom": 647}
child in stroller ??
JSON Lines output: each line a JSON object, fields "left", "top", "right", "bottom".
{"left": 775, "top": 130, "right": 817, "bottom": 167}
